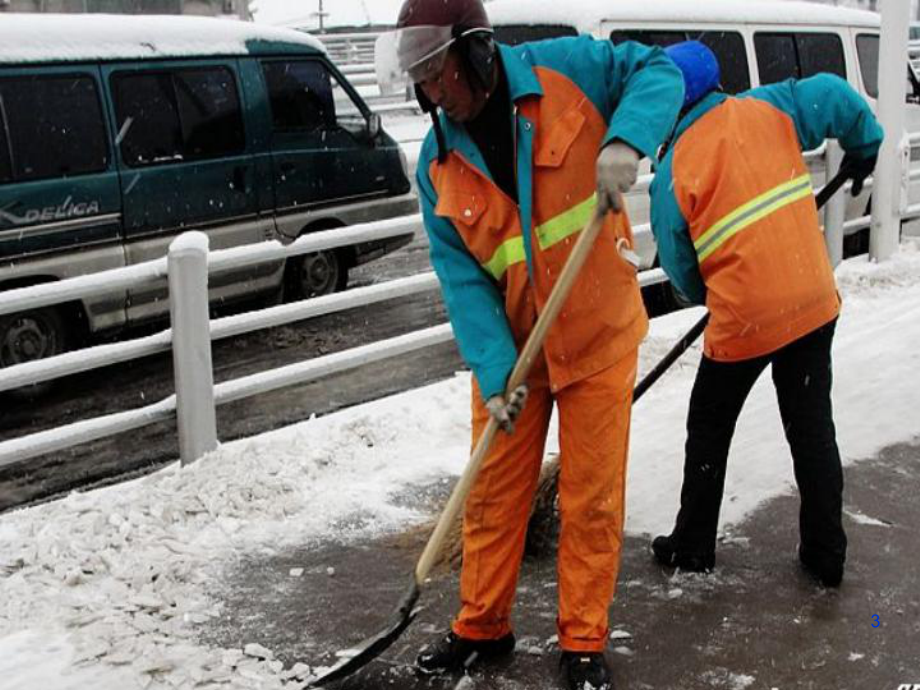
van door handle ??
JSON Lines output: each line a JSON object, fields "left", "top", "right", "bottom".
{"left": 232, "top": 165, "right": 248, "bottom": 192}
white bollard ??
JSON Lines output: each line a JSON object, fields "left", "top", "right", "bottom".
{"left": 870, "top": 0, "right": 911, "bottom": 262}
{"left": 168, "top": 231, "right": 217, "bottom": 465}
{"left": 823, "top": 142, "right": 846, "bottom": 268}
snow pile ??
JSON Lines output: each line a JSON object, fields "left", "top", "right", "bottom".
{"left": 836, "top": 239, "right": 920, "bottom": 294}
{"left": 0, "top": 376, "right": 471, "bottom": 689}
{"left": 2, "top": 242, "right": 920, "bottom": 689}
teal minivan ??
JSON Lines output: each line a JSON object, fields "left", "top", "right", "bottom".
{"left": 0, "top": 14, "right": 416, "bottom": 372}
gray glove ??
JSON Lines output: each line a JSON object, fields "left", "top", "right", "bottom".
{"left": 485, "top": 383, "right": 529, "bottom": 434}
{"left": 596, "top": 141, "right": 640, "bottom": 214}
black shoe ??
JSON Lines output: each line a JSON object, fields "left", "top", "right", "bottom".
{"left": 415, "top": 631, "right": 515, "bottom": 675}
{"left": 651, "top": 534, "right": 715, "bottom": 573}
{"left": 560, "top": 651, "right": 612, "bottom": 690}
{"left": 799, "top": 545, "right": 844, "bottom": 588}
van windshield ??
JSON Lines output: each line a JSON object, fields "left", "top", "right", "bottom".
{"left": 492, "top": 24, "right": 578, "bottom": 46}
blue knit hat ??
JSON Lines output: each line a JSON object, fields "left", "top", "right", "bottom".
{"left": 665, "top": 40, "right": 721, "bottom": 108}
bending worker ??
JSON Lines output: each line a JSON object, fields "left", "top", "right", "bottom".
{"left": 376, "top": 1, "right": 683, "bottom": 688}
{"left": 648, "top": 41, "right": 883, "bottom": 588}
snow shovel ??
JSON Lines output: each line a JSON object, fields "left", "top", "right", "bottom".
{"left": 633, "top": 164, "right": 854, "bottom": 389}
{"left": 307, "top": 202, "right": 615, "bottom": 687}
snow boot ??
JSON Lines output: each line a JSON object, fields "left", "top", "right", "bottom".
{"left": 415, "top": 631, "right": 515, "bottom": 675}
{"left": 799, "top": 545, "right": 844, "bottom": 588}
{"left": 560, "top": 651, "right": 612, "bottom": 690}
{"left": 651, "top": 534, "right": 715, "bottom": 573}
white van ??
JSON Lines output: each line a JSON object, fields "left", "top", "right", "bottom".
{"left": 487, "top": 0, "right": 920, "bottom": 268}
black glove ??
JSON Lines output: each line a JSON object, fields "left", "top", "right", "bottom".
{"left": 840, "top": 153, "right": 877, "bottom": 197}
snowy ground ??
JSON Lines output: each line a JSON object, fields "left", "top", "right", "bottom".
{"left": 2, "top": 242, "right": 919, "bottom": 690}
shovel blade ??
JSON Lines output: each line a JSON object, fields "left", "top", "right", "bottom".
{"left": 307, "top": 579, "right": 420, "bottom": 687}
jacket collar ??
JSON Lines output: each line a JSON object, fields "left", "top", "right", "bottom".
{"left": 670, "top": 91, "right": 729, "bottom": 145}
{"left": 438, "top": 43, "right": 542, "bottom": 152}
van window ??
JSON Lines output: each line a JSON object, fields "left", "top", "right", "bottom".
{"left": 263, "top": 60, "right": 336, "bottom": 132}
{"left": 857, "top": 34, "right": 879, "bottom": 98}
{"left": 174, "top": 69, "right": 246, "bottom": 160}
{"left": 492, "top": 24, "right": 579, "bottom": 46}
{"left": 610, "top": 30, "right": 685, "bottom": 48}
{"left": 0, "top": 75, "right": 108, "bottom": 183}
{"left": 112, "top": 67, "right": 245, "bottom": 167}
{"left": 263, "top": 59, "right": 370, "bottom": 137}
{"left": 796, "top": 34, "right": 846, "bottom": 78}
{"left": 696, "top": 31, "right": 751, "bottom": 94}
{"left": 755, "top": 32, "right": 846, "bottom": 85}
{"left": 610, "top": 30, "right": 750, "bottom": 94}
{"left": 754, "top": 34, "right": 799, "bottom": 83}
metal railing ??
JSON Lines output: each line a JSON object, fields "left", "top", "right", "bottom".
{"left": 2, "top": 136, "right": 917, "bottom": 472}
{"left": 0, "top": 197, "right": 670, "bottom": 471}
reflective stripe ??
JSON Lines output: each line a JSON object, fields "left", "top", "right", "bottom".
{"left": 485, "top": 235, "right": 526, "bottom": 280}
{"left": 695, "top": 174, "right": 813, "bottom": 264}
{"left": 535, "top": 193, "right": 597, "bottom": 250}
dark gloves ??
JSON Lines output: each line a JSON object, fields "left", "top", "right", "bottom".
{"left": 840, "top": 152, "right": 878, "bottom": 197}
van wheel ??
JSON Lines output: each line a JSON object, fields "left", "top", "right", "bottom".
{"left": 0, "top": 307, "right": 68, "bottom": 399}
{"left": 287, "top": 250, "right": 348, "bottom": 299}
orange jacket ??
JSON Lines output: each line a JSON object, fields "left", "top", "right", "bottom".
{"left": 418, "top": 38, "right": 683, "bottom": 398}
{"left": 650, "top": 76, "right": 883, "bottom": 361}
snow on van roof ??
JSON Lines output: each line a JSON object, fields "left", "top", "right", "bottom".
{"left": 0, "top": 14, "right": 325, "bottom": 65}
{"left": 487, "top": 0, "right": 880, "bottom": 32}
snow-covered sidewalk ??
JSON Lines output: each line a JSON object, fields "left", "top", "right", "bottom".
{"left": 2, "top": 243, "right": 919, "bottom": 690}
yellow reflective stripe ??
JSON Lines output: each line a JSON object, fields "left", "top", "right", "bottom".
{"left": 484, "top": 235, "right": 526, "bottom": 280}
{"left": 534, "top": 193, "right": 597, "bottom": 250}
{"left": 695, "top": 174, "right": 813, "bottom": 264}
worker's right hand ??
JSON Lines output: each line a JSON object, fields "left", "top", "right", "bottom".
{"left": 485, "top": 384, "right": 529, "bottom": 434}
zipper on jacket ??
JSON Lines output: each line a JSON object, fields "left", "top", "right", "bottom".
{"left": 512, "top": 104, "right": 519, "bottom": 200}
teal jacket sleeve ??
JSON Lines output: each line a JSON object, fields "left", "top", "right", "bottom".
{"left": 649, "top": 152, "right": 707, "bottom": 305}
{"left": 416, "top": 145, "right": 518, "bottom": 401}
{"left": 524, "top": 36, "right": 684, "bottom": 167}
{"left": 742, "top": 74, "right": 884, "bottom": 159}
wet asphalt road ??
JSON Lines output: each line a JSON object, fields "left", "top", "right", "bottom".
{"left": 201, "top": 439, "right": 920, "bottom": 690}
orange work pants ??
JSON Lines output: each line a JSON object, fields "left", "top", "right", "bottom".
{"left": 452, "top": 348, "right": 638, "bottom": 652}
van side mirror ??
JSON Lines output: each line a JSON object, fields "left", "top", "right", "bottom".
{"left": 367, "top": 112, "right": 382, "bottom": 141}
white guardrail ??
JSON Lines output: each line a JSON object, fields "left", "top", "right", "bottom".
{"left": 0, "top": 199, "right": 670, "bottom": 470}
{"left": 3, "top": 135, "right": 919, "bottom": 471}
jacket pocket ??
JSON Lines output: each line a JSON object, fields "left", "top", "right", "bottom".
{"left": 534, "top": 107, "right": 586, "bottom": 169}
{"left": 434, "top": 190, "right": 487, "bottom": 227}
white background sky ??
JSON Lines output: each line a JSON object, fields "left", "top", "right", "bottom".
{"left": 250, "top": 0, "right": 406, "bottom": 29}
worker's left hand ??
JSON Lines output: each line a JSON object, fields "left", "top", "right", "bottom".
{"left": 485, "top": 383, "right": 529, "bottom": 434}
{"left": 596, "top": 141, "right": 640, "bottom": 214}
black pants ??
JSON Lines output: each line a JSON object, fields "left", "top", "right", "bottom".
{"left": 672, "top": 318, "right": 846, "bottom": 564}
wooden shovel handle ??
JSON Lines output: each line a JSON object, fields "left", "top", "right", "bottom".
{"left": 415, "top": 204, "right": 610, "bottom": 583}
